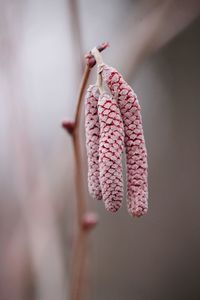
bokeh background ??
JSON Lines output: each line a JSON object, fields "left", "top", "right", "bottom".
{"left": 0, "top": 0, "right": 200, "bottom": 299}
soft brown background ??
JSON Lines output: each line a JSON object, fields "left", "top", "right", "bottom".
{"left": 0, "top": 1, "right": 200, "bottom": 299}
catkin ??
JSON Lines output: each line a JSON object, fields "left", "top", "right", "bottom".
{"left": 101, "top": 65, "right": 148, "bottom": 217}
{"left": 98, "top": 92, "right": 124, "bottom": 212}
{"left": 85, "top": 85, "right": 102, "bottom": 200}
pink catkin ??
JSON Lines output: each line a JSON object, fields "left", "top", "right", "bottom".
{"left": 85, "top": 85, "right": 102, "bottom": 200}
{"left": 98, "top": 92, "right": 124, "bottom": 212}
{"left": 101, "top": 65, "right": 148, "bottom": 217}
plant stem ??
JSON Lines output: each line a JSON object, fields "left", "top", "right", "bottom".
{"left": 62, "top": 42, "right": 108, "bottom": 300}
{"left": 74, "top": 66, "right": 91, "bottom": 133}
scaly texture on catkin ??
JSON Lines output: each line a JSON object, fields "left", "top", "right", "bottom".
{"left": 98, "top": 92, "right": 124, "bottom": 212}
{"left": 101, "top": 65, "right": 148, "bottom": 217}
{"left": 85, "top": 85, "right": 102, "bottom": 200}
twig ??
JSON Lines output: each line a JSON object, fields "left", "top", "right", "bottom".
{"left": 62, "top": 42, "right": 108, "bottom": 300}
{"left": 74, "top": 66, "right": 90, "bottom": 134}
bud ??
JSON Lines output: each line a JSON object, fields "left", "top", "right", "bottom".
{"left": 82, "top": 212, "right": 98, "bottom": 230}
{"left": 62, "top": 120, "right": 75, "bottom": 135}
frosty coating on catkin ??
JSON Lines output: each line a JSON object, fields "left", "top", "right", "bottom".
{"left": 98, "top": 92, "right": 124, "bottom": 212}
{"left": 85, "top": 85, "right": 102, "bottom": 200}
{"left": 101, "top": 65, "right": 148, "bottom": 217}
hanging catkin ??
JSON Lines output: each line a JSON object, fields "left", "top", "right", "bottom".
{"left": 98, "top": 92, "right": 124, "bottom": 212}
{"left": 101, "top": 65, "right": 148, "bottom": 217}
{"left": 85, "top": 85, "right": 102, "bottom": 200}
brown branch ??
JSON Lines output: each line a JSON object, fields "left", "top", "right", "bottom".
{"left": 74, "top": 65, "right": 90, "bottom": 130}
{"left": 62, "top": 42, "right": 108, "bottom": 300}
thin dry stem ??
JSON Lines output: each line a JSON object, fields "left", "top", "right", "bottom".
{"left": 74, "top": 65, "right": 90, "bottom": 131}
{"left": 63, "top": 43, "right": 108, "bottom": 300}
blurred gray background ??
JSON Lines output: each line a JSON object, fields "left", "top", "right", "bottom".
{"left": 0, "top": 0, "right": 200, "bottom": 299}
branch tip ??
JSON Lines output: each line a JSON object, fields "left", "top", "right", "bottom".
{"left": 85, "top": 42, "right": 109, "bottom": 68}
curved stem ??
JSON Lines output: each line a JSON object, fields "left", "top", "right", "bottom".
{"left": 74, "top": 65, "right": 90, "bottom": 130}
{"left": 62, "top": 42, "right": 108, "bottom": 300}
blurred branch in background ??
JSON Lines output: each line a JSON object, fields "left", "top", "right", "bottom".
{"left": 111, "top": 0, "right": 200, "bottom": 79}
{"left": 67, "top": 0, "right": 84, "bottom": 77}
